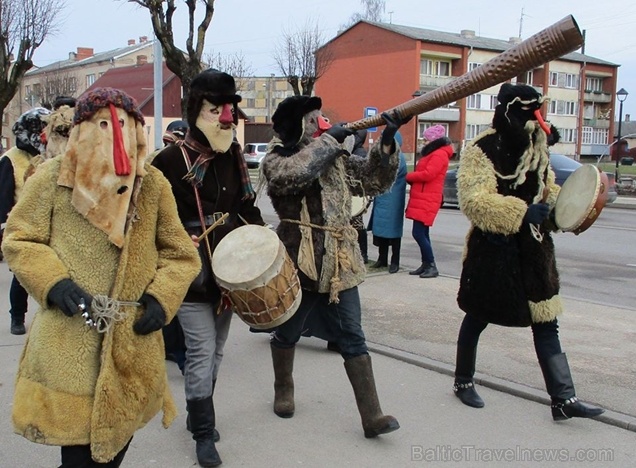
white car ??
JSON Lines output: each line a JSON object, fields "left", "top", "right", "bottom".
{"left": 243, "top": 143, "right": 268, "bottom": 168}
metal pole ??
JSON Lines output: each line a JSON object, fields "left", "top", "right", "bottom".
{"left": 616, "top": 99, "right": 623, "bottom": 183}
{"left": 153, "top": 38, "right": 164, "bottom": 151}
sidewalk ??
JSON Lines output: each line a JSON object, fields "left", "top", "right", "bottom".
{"left": 610, "top": 195, "right": 636, "bottom": 209}
{"left": 1, "top": 262, "right": 635, "bottom": 467}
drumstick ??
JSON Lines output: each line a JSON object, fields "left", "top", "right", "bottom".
{"left": 196, "top": 213, "right": 229, "bottom": 242}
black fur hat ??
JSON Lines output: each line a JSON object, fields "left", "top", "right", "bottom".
{"left": 497, "top": 83, "right": 543, "bottom": 106}
{"left": 53, "top": 95, "right": 76, "bottom": 110}
{"left": 272, "top": 95, "right": 322, "bottom": 147}
{"left": 186, "top": 68, "right": 242, "bottom": 129}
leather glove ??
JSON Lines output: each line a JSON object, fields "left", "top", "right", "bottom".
{"left": 380, "top": 111, "right": 412, "bottom": 147}
{"left": 325, "top": 124, "right": 354, "bottom": 143}
{"left": 133, "top": 293, "right": 166, "bottom": 335}
{"left": 523, "top": 203, "right": 550, "bottom": 225}
{"left": 47, "top": 279, "right": 93, "bottom": 317}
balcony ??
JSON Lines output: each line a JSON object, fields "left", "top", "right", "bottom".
{"left": 583, "top": 91, "right": 611, "bottom": 103}
{"left": 416, "top": 107, "right": 460, "bottom": 122}
{"left": 583, "top": 119, "right": 610, "bottom": 129}
{"left": 419, "top": 75, "right": 455, "bottom": 89}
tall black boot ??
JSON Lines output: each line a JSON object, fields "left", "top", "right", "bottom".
{"left": 187, "top": 380, "right": 220, "bottom": 442}
{"left": 187, "top": 397, "right": 222, "bottom": 467}
{"left": 453, "top": 345, "right": 484, "bottom": 408}
{"left": 344, "top": 354, "right": 400, "bottom": 438}
{"left": 539, "top": 352, "right": 604, "bottom": 421}
{"left": 388, "top": 239, "right": 401, "bottom": 274}
{"left": 370, "top": 242, "right": 388, "bottom": 268}
{"left": 271, "top": 345, "right": 295, "bottom": 418}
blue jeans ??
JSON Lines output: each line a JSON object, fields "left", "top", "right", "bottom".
{"left": 271, "top": 287, "right": 368, "bottom": 360}
{"left": 412, "top": 220, "right": 434, "bottom": 264}
{"left": 178, "top": 302, "right": 233, "bottom": 400}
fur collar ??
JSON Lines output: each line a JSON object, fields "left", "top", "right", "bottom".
{"left": 421, "top": 137, "right": 452, "bottom": 157}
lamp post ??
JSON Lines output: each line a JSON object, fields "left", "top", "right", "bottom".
{"left": 412, "top": 90, "right": 422, "bottom": 169}
{"left": 615, "top": 88, "right": 628, "bottom": 182}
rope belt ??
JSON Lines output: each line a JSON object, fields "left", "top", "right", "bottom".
{"left": 82, "top": 295, "right": 137, "bottom": 333}
{"left": 281, "top": 218, "right": 358, "bottom": 303}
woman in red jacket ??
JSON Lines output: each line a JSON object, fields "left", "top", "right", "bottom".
{"left": 405, "top": 125, "right": 454, "bottom": 278}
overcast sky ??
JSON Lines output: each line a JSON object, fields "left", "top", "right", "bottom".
{"left": 33, "top": 0, "right": 636, "bottom": 117}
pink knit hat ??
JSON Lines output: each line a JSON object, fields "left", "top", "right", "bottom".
{"left": 423, "top": 124, "right": 446, "bottom": 141}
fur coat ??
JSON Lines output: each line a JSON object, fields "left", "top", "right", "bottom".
{"left": 456, "top": 129, "right": 562, "bottom": 327}
{"left": 2, "top": 157, "right": 200, "bottom": 462}
{"left": 263, "top": 133, "right": 399, "bottom": 301}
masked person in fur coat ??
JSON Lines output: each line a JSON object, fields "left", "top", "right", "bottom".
{"left": 152, "top": 69, "right": 264, "bottom": 468}
{"left": 0, "top": 107, "right": 50, "bottom": 334}
{"left": 2, "top": 87, "right": 201, "bottom": 467}
{"left": 261, "top": 95, "right": 409, "bottom": 438}
{"left": 42, "top": 96, "right": 77, "bottom": 159}
{"left": 453, "top": 83, "right": 604, "bottom": 422}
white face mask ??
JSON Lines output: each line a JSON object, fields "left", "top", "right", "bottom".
{"left": 196, "top": 99, "right": 235, "bottom": 152}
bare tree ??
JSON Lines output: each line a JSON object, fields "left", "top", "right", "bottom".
{"left": 273, "top": 20, "right": 334, "bottom": 96}
{"left": 203, "top": 50, "right": 254, "bottom": 92}
{"left": 340, "top": 0, "right": 385, "bottom": 31}
{"left": 0, "top": 0, "right": 65, "bottom": 137}
{"left": 125, "top": 0, "right": 216, "bottom": 119}
{"left": 38, "top": 67, "right": 77, "bottom": 108}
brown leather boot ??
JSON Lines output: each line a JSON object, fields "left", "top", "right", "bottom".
{"left": 344, "top": 354, "right": 400, "bottom": 438}
{"left": 271, "top": 345, "right": 295, "bottom": 418}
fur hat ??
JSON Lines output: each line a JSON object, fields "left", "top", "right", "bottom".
{"left": 74, "top": 87, "right": 144, "bottom": 126}
{"left": 272, "top": 95, "right": 322, "bottom": 147}
{"left": 497, "top": 83, "right": 543, "bottom": 106}
{"left": 53, "top": 95, "right": 76, "bottom": 110}
{"left": 186, "top": 69, "right": 241, "bottom": 129}
{"left": 12, "top": 107, "right": 51, "bottom": 155}
{"left": 423, "top": 124, "right": 446, "bottom": 141}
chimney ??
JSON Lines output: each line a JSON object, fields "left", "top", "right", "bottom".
{"left": 128, "top": 39, "right": 136, "bottom": 46}
{"left": 508, "top": 37, "right": 522, "bottom": 45}
{"left": 460, "top": 29, "right": 475, "bottom": 38}
{"left": 626, "top": 114, "right": 631, "bottom": 123}
{"left": 136, "top": 55, "right": 148, "bottom": 66}
{"left": 75, "top": 47, "right": 94, "bottom": 61}
{"left": 69, "top": 51, "right": 77, "bottom": 60}
{"left": 139, "top": 36, "right": 148, "bottom": 43}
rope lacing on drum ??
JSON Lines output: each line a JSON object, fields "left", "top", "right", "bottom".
{"left": 280, "top": 218, "right": 358, "bottom": 303}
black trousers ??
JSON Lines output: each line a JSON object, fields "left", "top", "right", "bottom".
{"left": 9, "top": 275, "right": 28, "bottom": 318}
{"left": 59, "top": 439, "right": 131, "bottom": 468}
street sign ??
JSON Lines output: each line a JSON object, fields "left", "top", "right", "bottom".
{"left": 364, "top": 107, "right": 378, "bottom": 132}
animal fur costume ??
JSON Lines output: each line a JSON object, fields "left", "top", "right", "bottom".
{"left": 2, "top": 88, "right": 200, "bottom": 463}
{"left": 262, "top": 96, "right": 400, "bottom": 302}
{"left": 42, "top": 96, "right": 77, "bottom": 159}
{"left": 457, "top": 83, "right": 562, "bottom": 327}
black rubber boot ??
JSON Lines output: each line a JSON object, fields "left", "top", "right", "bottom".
{"left": 419, "top": 262, "right": 439, "bottom": 278}
{"left": 453, "top": 345, "right": 484, "bottom": 408}
{"left": 271, "top": 345, "right": 295, "bottom": 418}
{"left": 370, "top": 242, "right": 388, "bottom": 268}
{"left": 187, "top": 380, "right": 220, "bottom": 442}
{"left": 344, "top": 354, "right": 400, "bottom": 438}
{"left": 187, "top": 397, "right": 222, "bottom": 467}
{"left": 539, "top": 353, "right": 605, "bottom": 421}
{"left": 409, "top": 262, "right": 429, "bottom": 275}
{"left": 388, "top": 239, "right": 401, "bottom": 273}
{"left": 10, "top": 314, "right": 26, "bottom": 335}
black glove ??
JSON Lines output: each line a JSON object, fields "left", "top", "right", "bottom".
{"left": 133, "top": 293, "right": 166, "bottom": 335}
{"left": 523, "top": 203, "right": 550, "bottom": 225}
{"left": 47, "top": 279, "right": 93, "bottom": 317}
{"left": 325, "top": 124, "right": 354, "bottom": 143}
{"left": 380, "top": 111, "right": 412, "bottom": 147}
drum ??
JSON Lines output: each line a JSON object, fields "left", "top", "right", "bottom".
{"left": 351, "top": 195, "right": 370, "bottom": 217}
{"left": 554, "top": 164, "right": 609, "bottom": 234}
{"left": 212, "top": 225, "right": 302, "bottom": 329}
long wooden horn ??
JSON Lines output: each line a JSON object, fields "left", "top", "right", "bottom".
{"left": 345, "top": 15, "right": 584, "bottom": 130}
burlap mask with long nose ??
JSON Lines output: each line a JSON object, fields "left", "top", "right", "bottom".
{"left": 57, "top": 88, "right": 147, "bottom": 247}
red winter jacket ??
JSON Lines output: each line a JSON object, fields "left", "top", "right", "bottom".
{"left": 405, "top": 137, "right": 453, "bottom": 226}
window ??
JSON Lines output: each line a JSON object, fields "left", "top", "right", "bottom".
{"left": 468, "top": 62, "right": 482, "bottom": 72}
{"left": 245, "top": 98, "right": 255, "bottom": 107}
{"left": 559, "top": 128, "right": 577, "bottom": 143}
{"left": 465, "top": 124, "right": 489, "bottom": 141}
{"left": 565, "top": 73, "right": 578, "bottom": 89}
{"left": 548, "top": 100, "right": 557, "bottom": 115}
{"left": 585, "top": 77, "right": 603, "bottom": 92}
{"left": 25, "top": 84, "right": 31, "bottom": 95}
{"left": 420, "top": 59, "right": 451, "bottom": 76}
{"left": 466, "top": 94, "right": 482, "bottom": 109}
{"left": 490, "top": 95, "right": 498, "bottom": 110}
{"left": 86, "top": 74, "right": 96, "bottom": 87}
{"left": 549, "top": 72, "right": 559, "bottom": 87}
{"left": 581, "top": 127, "right": 608, "bottom": 145}
{"left": 69, "top": 77, "right": 77, "bottom": 92}
{"left": 564, "top": 101, "right": 577, "bottom": 116}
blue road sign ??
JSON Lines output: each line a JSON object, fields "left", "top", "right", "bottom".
{"left": 364, "top": 107, "right": 378, "bottom": 132}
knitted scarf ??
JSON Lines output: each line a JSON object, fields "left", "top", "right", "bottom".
{"left": 182, "top": 132, "right": 255, "bottom": 200}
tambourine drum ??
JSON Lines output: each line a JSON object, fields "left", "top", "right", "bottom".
{"left": 212, "top": 225, "right": 302, "bottom": 329}
{"left": 351, "top": 195, "right": 370, "bottom": 217}
{"left": 554, "top": 164, "right": 608, "bottom": 234}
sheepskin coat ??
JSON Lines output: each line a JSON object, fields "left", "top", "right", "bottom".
{"left": 405, "top": 137, "right": 453, "bottom": 226}
{"left": 263, "top": 133, "right": 399, "bottom": 297}
{"left": 456, "top": 129, "right": 562, "bottom": 327}
{"left": 2, "top": 157, "right": 200, "bottom": 462}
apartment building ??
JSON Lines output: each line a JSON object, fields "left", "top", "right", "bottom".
{"left": 238, "top": 75, "right": 294, "bottom": 123}
{"left": 315, "top": 20, "right": 619, "bottom": 161}
{"left": 2, "top": 37, "right": 155, "bottom": 149}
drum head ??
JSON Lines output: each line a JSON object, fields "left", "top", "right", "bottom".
{"left": 351, "top": 196, "right": 368, "bottom": 217}
{"left": 212, "top": 225, "right": 281, "bottom": 285}
{"left": 554, "top": 164, "right": 600, "bottom": 232}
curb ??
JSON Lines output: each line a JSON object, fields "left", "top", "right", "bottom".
{"left": 367, "top": 340, "right": 636, "bottom": 433}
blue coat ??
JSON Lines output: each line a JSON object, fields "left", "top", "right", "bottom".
{"left": 368, "top": 150, "right": 407, "bottom": 239}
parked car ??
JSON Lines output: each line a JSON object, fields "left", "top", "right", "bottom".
{"left": 442, "top": 153, "right": 617, "bottom": 207}
{"left": 243, "top": 143, "right": 268, "bottom": 168}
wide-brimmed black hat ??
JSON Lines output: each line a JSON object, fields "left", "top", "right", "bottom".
{"left": 187, "top": 69, "right": 242, "bottom": 128}
{"left": 272, "top": 95, "right": 322, "bottom": 148}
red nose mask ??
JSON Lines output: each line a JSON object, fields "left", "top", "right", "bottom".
{"left": 219, "top": 104, "right": 234, "bottom": 125}
{"left": 313, "top": 115, "right": 332, "bottom": 137}
{"left": 533, "top": 109, "right": 551, "bottom": 135}
{"left": 109, "top": 103, "right": 130, "bottom": 176}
